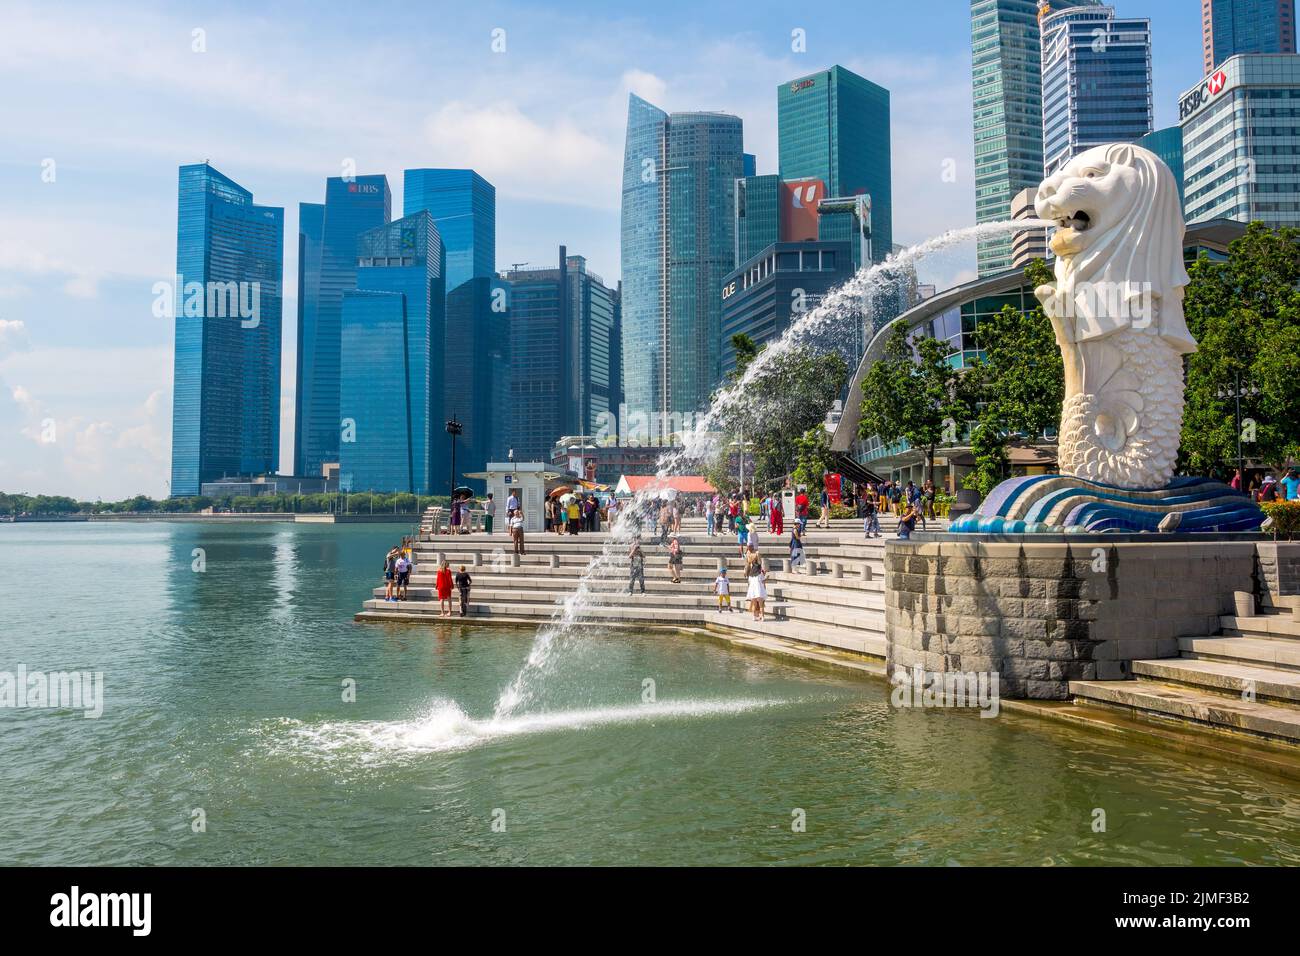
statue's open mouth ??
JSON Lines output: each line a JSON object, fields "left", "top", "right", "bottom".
{"left": 1058, "top": 210, "right": 1091, "bottom": 232}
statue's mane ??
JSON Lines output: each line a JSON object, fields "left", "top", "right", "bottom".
{"left": 1055, "top": 143, "right": 1195, "bottom": 352}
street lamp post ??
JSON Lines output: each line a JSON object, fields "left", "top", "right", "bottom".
{"left": 446, "top": 416, "right": 464, "bottom": 498}
{"left": 1217, "top": 371, "right": 1259, "bottom": 479}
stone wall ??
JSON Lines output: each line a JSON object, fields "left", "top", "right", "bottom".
{"left": 885, "top": 537, "right": 1258, "bottom": 699}
{"left": 1255, "top": 542, "right": 1300, "bottom": 608}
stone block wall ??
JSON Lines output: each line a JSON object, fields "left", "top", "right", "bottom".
{"left": 885, "top": 538, "right": 1258, "bottom": 700}
{"left": 1255, "top": 542, "right": 1300, "bottom": 608}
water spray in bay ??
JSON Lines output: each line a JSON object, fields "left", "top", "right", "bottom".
{"left": 492, "top": 219, "right": 1052, "bottom": 717}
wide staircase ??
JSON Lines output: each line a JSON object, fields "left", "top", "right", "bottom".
{"left": 1069, "top": 596, "right": 1300, "bottom": 745}
{"left": 357, "top": 512, "right": 922, "bottom": 664}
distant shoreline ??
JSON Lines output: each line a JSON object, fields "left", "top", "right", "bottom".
{"left": 4, "top": 513, "right": 419, "bottom": 524}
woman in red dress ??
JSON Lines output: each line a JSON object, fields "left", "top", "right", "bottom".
{"left": 435, "top": 560, "right": 454, "bottom": 618}
{"left": 770, "top": 496, "right": 784, "bottom": 536}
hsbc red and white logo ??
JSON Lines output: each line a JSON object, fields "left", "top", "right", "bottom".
{"left": 1180, "top": 68, "right": 1230, "bottom": 121}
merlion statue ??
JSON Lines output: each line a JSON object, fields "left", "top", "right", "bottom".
{"left": 950, "top": 143, "right": 1261, "bottom": 533}
{"left": 1033, "top": 143, "right": 1193, "bottom": 490}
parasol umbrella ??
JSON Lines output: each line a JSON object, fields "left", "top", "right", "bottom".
{"left": 660, "top": 487, "right": 679, "bottom": 501}
{"left": 548, "top": 485, "right": 572, "bottom": 499}
{"left": 560, "top": 492, "right": 578, "bottom": 506}
{"left": 452, "top": 486, "right": 475, "bottom": 499}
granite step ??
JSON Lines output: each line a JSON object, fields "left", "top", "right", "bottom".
{"left": 1219, "top": 613, "right": 1300, "bottom": 640}
{"left": 1132, "top": 657, "right": 1300, "bottom": 707}
{"left": 1178, "top": 635, "right": 1300, "bottom": 671}
{"left": 773, "top": 601, "right": 885, "bottom": 635}
{"left": 1069, "top": 678, "right": 1300, "bottom": 743}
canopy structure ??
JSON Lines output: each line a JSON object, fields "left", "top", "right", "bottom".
{"left": 614, "top": 475, "right": 716, "bottom": 496}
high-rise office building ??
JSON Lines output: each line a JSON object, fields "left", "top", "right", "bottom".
{"left": 294, "top": 174, "right": 391, "bottom": 478}
{"left": 503, "top": 249, "right": 619, "bottom": 461}
{"left": 338, "top": 211, "right": 445, "bottom": 495}
{"left": 402, "top": 168, "right": 496, "bottom": 298}
{"left": 778, "top": 65, "right": 892, "bottom": 263}
{"left": 1181, "top": 54, "right": 1300, "bottom": 226}
{"left": 1010, "top": 186, "right": 1048, "bottom": 266}
{"left": 1041, "top": 4, "right": 1153, "bottom": 177}
{"left": 734, "top": 174, "right": 781, "bottom": 264}
{"left": 720, "top": 240, "right": 859, "bottom": 380}
{"left": 620, "top": 95, "right": 745, "bottom": 433}
{"left": 170, "top": 163, "right": 283, "bottom": 496}
{"left": 1202, "top": 0, "right": 1296, "bottom": 73}
{"left": 970, "top": 1, "right": 1102, "bottom": 275}
{"left": 444, "top": 275, "right": 511, "bottom": 484}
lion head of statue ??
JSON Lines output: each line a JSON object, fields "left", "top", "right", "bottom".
{"left": 1034, "top": 143, "right": 1194, "bottom": 352}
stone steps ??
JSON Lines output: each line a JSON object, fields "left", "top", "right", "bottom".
{"left": 1069, "top": 678, "right": 1300, "bottom": 744}
{"left": 1132, "top": 658, "right": 1300, "bottom": 707}
{"left": 357, "top": 598, "right": 886, "bottom": 659}
{"left": 1219, "top": 612, "right": 1300, "bottom": 640}
{"left": 1178, "top": 635, "right": 1300, "bottom": 671}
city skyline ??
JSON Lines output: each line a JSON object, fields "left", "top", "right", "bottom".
{"left": 0, "top": 1, "right": 1213, "bottom": 499}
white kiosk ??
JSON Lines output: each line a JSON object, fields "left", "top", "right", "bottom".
{"left": 463, "top": 462, "right": 564, "bottom": 534}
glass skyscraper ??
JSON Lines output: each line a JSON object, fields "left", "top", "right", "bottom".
{"left": 1041, "top": 4, "right": 1153, "bottom": 177}
{"left": 170, "top": 163, "right": 283, "bottom": 496}
{"left": 503, "top": 249, "right": 619, "bottom": 461}
{"left": 620, "top": 94, "right": 744, "bottom": 433}
{"left": 295, "top": 174, "right": 391, "bottom": 478}
{"left": 1138, "top": 126, "right": 1186, "bottom": 209}
{"left": 1203, "top": 0, "right": 1296, "bottom": 73}
{"left": 338, "top": 211, "right": 445, "bottom": 495}
{"left": 734, "top": 174, "right": 781, "bottom": 264}
{"left": 972, "top": 0, "right": 1054, "bottom": 275}
{"left": 1181, "top": 54, "right": 1300, "bottom": 226}
{"left": 402, "top": 169, "right": 496, "bottom": 298}
{"left": 777, "top": 65, "right": 891, "bottom": 264}
{"left": 444, "top": 275, "right": 511, "bottom": 484}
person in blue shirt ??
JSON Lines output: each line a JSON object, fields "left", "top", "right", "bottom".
{"left": 1282, "top": 469, "right": 1300, "bottom": 501}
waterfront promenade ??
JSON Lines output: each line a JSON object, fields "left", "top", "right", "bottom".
{"left": 357, "top": 510, "right": 1300, "bottom": 769}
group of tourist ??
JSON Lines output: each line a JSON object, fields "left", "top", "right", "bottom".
{"left": 1241, "top": 468, "right": 1300, "bottom": 502}
{"left": 544, "top": 492, "right": 605, "bottom": 535}
{"left": 431, "top": 559, "right": 474, "bottom": 618}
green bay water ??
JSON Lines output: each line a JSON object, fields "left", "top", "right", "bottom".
{"left": 1, "top": 521, "right": 1299, "bottom": 866}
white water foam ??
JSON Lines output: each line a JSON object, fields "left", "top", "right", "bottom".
{"left": 491, "top": 219, "right": 1053, "bottom": 718}
{"left": 273, "top": 697, "right": 784, "bottom": 761}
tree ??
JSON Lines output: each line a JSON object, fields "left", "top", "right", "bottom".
{"left": 704, "top": 335, "right": 848, "bottom": 494}
{"left": 859, "top": 324, "right": 972, "bottom": 485}
{"left": 791, "top": 426, "right": 834, "bottom": 489}
{"left": 1181, "top": 222, "right": 1300, "bottom": 476}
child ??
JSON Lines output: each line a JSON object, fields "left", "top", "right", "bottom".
{"left": 735, "top": 509, "right": 749, "bottom": 555}
{"left": 454, "top": 565, "right": 472, "bottom": 617}
{"left": 713, "top": 567, "right": 733, "bottom": 612}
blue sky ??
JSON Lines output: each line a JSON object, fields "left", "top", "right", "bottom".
{"left": 0, "top": 0, "right": 1205, "bottom": 499}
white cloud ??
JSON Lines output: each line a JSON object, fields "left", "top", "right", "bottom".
{"left": 0, "top": 319, "right": 30, "bottom": 359}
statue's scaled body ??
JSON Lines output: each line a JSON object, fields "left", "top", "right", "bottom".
{"left": 1033, "top": 143, "right": 1194, "bottom": 490}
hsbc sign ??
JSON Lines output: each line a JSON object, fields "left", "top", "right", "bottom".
{"left": 1180, "top": 68, "right": 1229, "bottom": 121}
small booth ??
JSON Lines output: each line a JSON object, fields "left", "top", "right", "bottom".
{"left": 462, "top": 462, "right": 565, "bottom": 534}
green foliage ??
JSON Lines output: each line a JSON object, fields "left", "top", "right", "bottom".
{"left": 962, "top": 411, "right": 1011, "bottom": 498}
{"left": 1262, "top": 501, "right": 1300, "bottom": 541}
{"left": 1181, "top": 223, "right": 1300, "bottom": 475}
{"left": 705, "top": 336, "right": 849, "bottom": 491}
{"left": 791, "top": 426, "right": 834, "bottom": 489}
{"left": 858, "top": 324, "right": 972, "bottom": 482}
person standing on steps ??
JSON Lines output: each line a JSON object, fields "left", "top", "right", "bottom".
{"left": 818, "top": 486, "right": 830, "bottom": 529}
{"left": 712, "top": 567, "right": 732, "bottom": 612}
{"left": 383, "top": 546, "right": 400, "bottom": 602}
{"left": 794, "top": 488, "right": 810, "bottom": 535}
{"left": 745, "top": 546, "right": 767, "bottom": 620}
{"left": 395, "top": 551, "right": 411, "bottom": 601}
{"left": 735, "top": 507, "right": 750, "bottom": 556}
{"left": 507, "top": 489, "right": 519, "bottom": 516}
{"left": 510, "top": 509, "right": 526, "bottom": 556}
{"left": 435, "top": 559, "right": 454, "bottom": 617}
{"left": 705, "top": 495, "right": 716, "bottom": 537}
{"left": 862, "top": 494, "right": 880, "bottom": 538}
{"left": 627, "top": 539, "right": 646, "bottom": 594}
{"left": 454, "top": 565, "right": 472, "bottom": 617}
{"left": 789, "top": 527, "right": 807, "bottom": 574}
{"left": 770, "top": 494, "right": 784, "bottom": 536}
{"left": 667, "top": 533, "right": 683, "bottom": 584}
{"left": 483, "top": 492, "right": 496, "bottom": 535}
{"left": 897, "top": 502, "right": 920, "bottom": 540}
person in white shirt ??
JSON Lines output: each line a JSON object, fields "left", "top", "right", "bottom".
{"left": 509, "top": 511, "right": 525, "bottom": 555}
{"left": 506, "top": 491, "right": 519, "bottom": 515}
{"left": 712, "top": 568, "right": 732, "bottom": 612}
{"left": 484, "top": 493, "right": 497, "bottom": 534}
